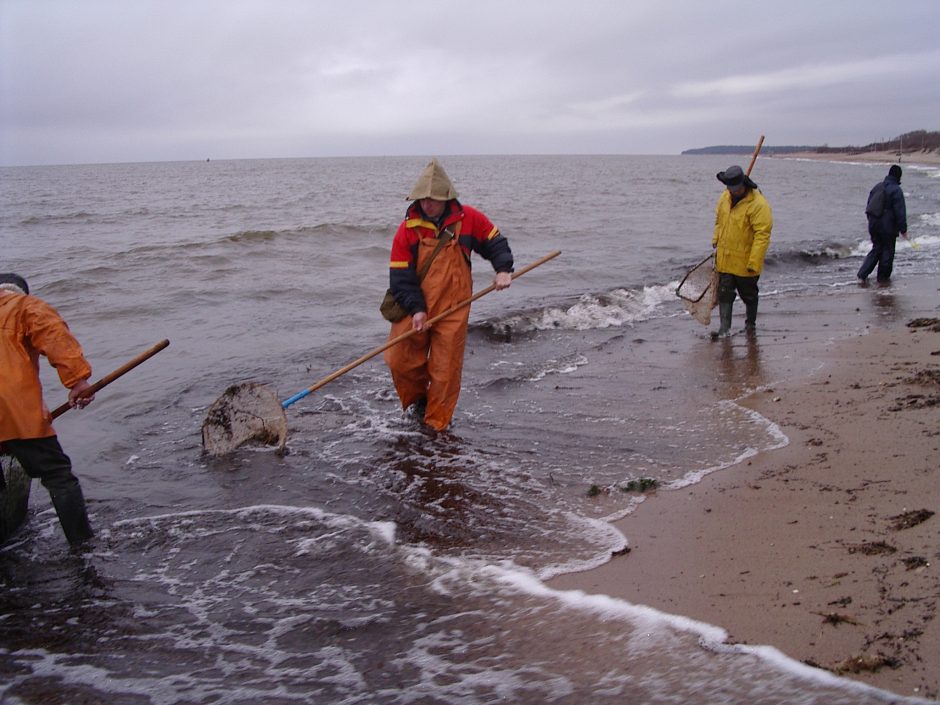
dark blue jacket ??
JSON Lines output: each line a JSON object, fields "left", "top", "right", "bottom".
{"left": 868, "top": 175, "right": 908, "bottom": 237}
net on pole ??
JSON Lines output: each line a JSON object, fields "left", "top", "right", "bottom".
{"left": 201, "top": 383, "right": 288, "bottom": 456}
{"left": 676, "top": 254, "right": 718, "bottom": 326}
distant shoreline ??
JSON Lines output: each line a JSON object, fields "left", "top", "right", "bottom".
{"left": 775, "top": 149, "right": 940, "bottom": 167}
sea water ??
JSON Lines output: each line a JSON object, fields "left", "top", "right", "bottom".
{"left": 1, "top": 155, "right": 938, "bottom": 704}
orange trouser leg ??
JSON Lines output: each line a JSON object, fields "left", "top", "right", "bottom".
{"left": 384, "top": 319, "right": 430, "bottom": 410}
{"left": 423, "top": 309, "right": 469, "bottom": 431}
{"left": 382, "top": 308, "right": 470, "bottom": 430}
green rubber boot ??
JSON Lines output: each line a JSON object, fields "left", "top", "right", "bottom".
{"left": 711, "top": 302, "right": 733, "bottom": 339}
{"left": 745, "top": 300, "right": 758, "bottom": 333}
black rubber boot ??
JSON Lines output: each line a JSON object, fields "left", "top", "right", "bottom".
{"left": 50, "top": 487, "right": 94, "bottom": 545}
{"left": 408, "top": 396, "right": 428, "bottom": 421}
{"left": 711, "top": 302, "right": 733, "bottom": 339}
{"left": 744, "top": 300, "right": 758, "bottom": 331}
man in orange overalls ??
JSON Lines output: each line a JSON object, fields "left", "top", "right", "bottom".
{"left": 384, "top": 160, "right": 514, "bottom": 431}
{"left": 1, "top": 273, "right": 96, "bottom": 545}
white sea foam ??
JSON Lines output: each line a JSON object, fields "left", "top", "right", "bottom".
{"left": 418, "top": 553, "right": 936, "bottom": 704}
{"left": 523, "top": 353, "right": 589, "bottom": 381}
{"left": 910, "top": 164, "right": 940, "bottom": 179}
{"left": 670, "top": 402, "right": 789, "bottom": 489}
{"left": 500, "top": 283, "right": 678, "bottom": 334}
{"left": 536, "top": 510, "right": 633, "bottom": 581}
{"left": 113, "top": 504, "right": 397, "bottom": 547}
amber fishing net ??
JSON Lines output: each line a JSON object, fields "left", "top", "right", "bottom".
{"left": 201, "top": 383, "right": 288, "bottom": 456}
{"left": 676, "top": 254, "right": 718, "bottom": 326}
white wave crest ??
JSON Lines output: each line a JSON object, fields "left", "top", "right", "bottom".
{"left": 507, "top": 283, "right": 678, "bottom": 333}
{"left": 918, "top": 212, "right": 940, "bottom": 228}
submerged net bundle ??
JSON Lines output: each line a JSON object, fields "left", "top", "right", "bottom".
{"left": 201, "top": 383, "right": 288, "bottom": 456}
{"left": 1, "top": 455, "right": 32, "bottom": 542}
{"left": 676, "top": 254, "right": 718, "bottom": 326}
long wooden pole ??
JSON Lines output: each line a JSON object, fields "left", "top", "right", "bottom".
{"left": 50, "top": 339, "right": 170, "bottom": 419}
{"left": 280, "top": 250, "right": 562, "bottom": 408}
{"left": 746, "top": 135, "right": 765, "bottom": 176}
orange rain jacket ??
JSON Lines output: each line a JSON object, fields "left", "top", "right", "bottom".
{"left": 0, "top": 291, "right": 92, "bottom": 441}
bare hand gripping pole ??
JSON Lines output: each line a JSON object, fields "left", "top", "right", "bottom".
{"left": 51, "top": 339, "right": 170, "bottom": 419}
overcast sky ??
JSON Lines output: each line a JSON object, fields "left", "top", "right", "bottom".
{"left": 1, "top": 0, "right": 938, "bottom": 166}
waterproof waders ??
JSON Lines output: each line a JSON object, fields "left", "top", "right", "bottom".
{"left": 384, "top": 234, "right": 472, "bottom": 431}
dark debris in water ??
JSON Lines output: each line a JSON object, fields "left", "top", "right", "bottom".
{"left": 888, "top": 508, "right": 934, "bottom": 531}
{"left": 902, "top": 556, "right": 929, "bottom": 571}
{"left": 901, "top": 368, "right": 940, "bottom": 387}
{"left": 887, "top": 364, "right": 940, "bottom": 410}
{"left": 621, "top": 478, "right": 659, "bottom": 493}
{"left": 907, "top": 317, "right": 940, "bottom": 332}
{"left": 831, "top": 653, "right": 901, "bottom": 675}
{"left": 587, "top": 477, "right": 659, "bottom": 497}
{"left": 812, "top": 611, "right": 862, "bottom": 627}
{"left": 846, "top": 540, "right": 897, "bottom": 555}
{"left": 888, "top": 393, "right": 940, "bottom": 411}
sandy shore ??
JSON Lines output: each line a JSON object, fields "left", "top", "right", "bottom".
{"left": 782, "top": 149, "right": 940, "bottom": 167}
{"left": 550, "top": 313, "right": 940, "bottom": 700}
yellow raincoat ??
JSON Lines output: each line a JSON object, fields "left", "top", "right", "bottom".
{"left": 0, "top": 291, "right": 92, "bottom": 441}
{"left": 712, "top": 188, "right": 773, "bottom": 276}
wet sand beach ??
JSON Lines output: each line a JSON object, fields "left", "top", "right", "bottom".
{"left": 550, "top": 280, "right": 940, "bottom": 701}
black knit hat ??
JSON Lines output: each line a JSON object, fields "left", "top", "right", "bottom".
{"left": 888, "top": 164, "right": 902, "bottom": 179}
{"left": 0, "top": 272, "right": 29, "bottom": 294}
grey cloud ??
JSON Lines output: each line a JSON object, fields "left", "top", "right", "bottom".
{"left": 1, "top": 0, "right": 938, "bottom": 165}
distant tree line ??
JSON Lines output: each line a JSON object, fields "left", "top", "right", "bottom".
{"left": 816, "top": 130, "right": 940, "bottom": 155}
{"left": 682, "top": 145, "right": 815, "bottom": 155}
{"left": 683, "top": 130, "right": 939, "bottom": 156}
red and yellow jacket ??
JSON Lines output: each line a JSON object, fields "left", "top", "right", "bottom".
{"left": 1, "top": 291, "right": 92, "bottom": 441}
{"left": 388, "top": 200, "right": 513, "bottom": 314}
